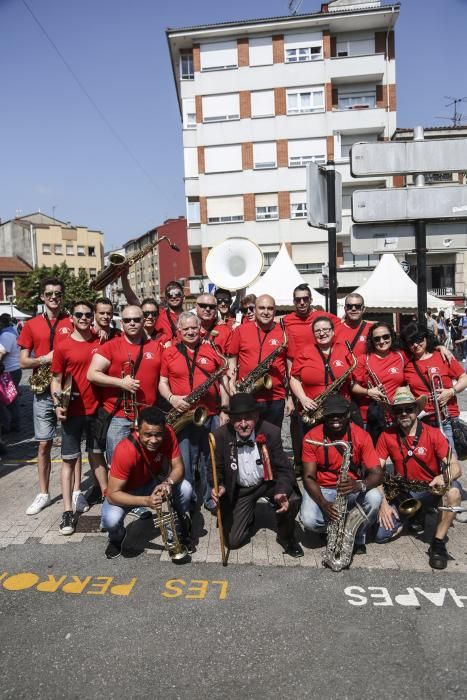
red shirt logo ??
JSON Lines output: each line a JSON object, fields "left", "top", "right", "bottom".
{"left": 198, "top": 357, "right": 209, "bottom": 365}
{"left": 415, "top": 446, "right": 427, "bottom": 456}
{"left": 144, "top": 352, "right": 154, "bottom": 360}
{"left": 388, "top": 367, "right": 400, "bottom": 374}
{"left": 333, "top": 360, "right": 344, "bottom": 367}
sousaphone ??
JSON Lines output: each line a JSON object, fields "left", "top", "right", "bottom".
{"left": 205, "top": 237, "right": 263, "bottom": 292}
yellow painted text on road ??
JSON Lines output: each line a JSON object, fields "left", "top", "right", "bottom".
{"left": 162, "top": 579, "right": 229, "bottom": 600}
{"left": 0, "top": 571, "right": 137, "bottom": 596}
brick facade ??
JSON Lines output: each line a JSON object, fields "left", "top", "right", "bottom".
{"left": 323, "top": 30, "right": 331, "bottom": 59}
{"left": 243, "top": 193, "right": 255, "bottom": 222}
{"left": 278, "top": 191, "right": 290, "bottom": 220}
{"left": 197, "top": 146, "right": 205, "bottom": 175}
{"left": 237, "top": 38, "right": 249, "bottom": 67}
{"left": 239, "top": 91, "right": 251, "bottom": 118}
{"left": 242, "top": 142, "right": 253, "bottom": 170}
{"left": 274, "top": 87, "right": 286, "bottom": 116}
{"left": 192, "top": 44, "right": 200, "bottom": 72}
{"left": 200, "top": 197, "right": 207, "bottom": 225}
{"left": 195, "top": 95, "right": 203, "bottom": 123}
{"left": 326, "top": 135, "right": 334, "bottom": 161}
{"left": 272, "top": 35, "right": 284, "bottom": 63}
{"left": 277, "top": 140, "right": 288, "bottom": 168}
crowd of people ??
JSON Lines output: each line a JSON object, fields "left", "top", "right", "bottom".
{"left": 10, "top": 273, "right": 466, "bottom": 570}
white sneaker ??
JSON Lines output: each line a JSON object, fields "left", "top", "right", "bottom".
{"left": 456, "top": 510, "right": 467, "bottom": 523}
{"left": 26, "top": 493, "right": 51, "bottom": 515}
{"left": 72, "top": 491, "right": 90, "bottom": 513}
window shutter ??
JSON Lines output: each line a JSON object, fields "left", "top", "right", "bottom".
{"left": 204, "top": 145, "right": 242, "bottom": 173}
{"left": 202, "top": 93, "right": 240, "bottom": 121}
{"left": 284, "top": 31, "right": 322, "bottom": 50}
{"left": 200, "top": 41, "right": 238, "bottom": 70}
{"left": 251, "top": 90, "right": 275, "bottom": 117}
{"left": 207, "top": 196, "right": 243, "bottom": 218}
{"left": 253, "top": 142, "right": 277, "bottom": 168}
{"left": 255, "top": 193, "right": 278, "bottom": 208}
{"left": 249, "top": 37, "right": 273, "bottom": 66}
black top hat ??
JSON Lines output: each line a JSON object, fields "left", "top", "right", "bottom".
{"left": 321, "top": 394, "right": 351, "bottom": 418}
{"left": 227, "top": 393, "right": 258, "bottom": 416}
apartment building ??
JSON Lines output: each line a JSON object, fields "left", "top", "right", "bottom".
{"left": 167, "top": 0, "right": 399, "bottom": 295}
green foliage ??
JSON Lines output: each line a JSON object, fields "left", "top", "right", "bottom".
{"left": 14, "top": 263, "right": 97, "bottom": 315}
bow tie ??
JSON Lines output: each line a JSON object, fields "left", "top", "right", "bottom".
{"left": 236, "top": 440, "right": 254, "bottom": 449}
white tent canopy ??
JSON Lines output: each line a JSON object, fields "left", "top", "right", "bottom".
{"left": 247, "top": 243, "right": 326, "bottom": 307}
{"left": 0, "top": 303, "right": 31, "bottom": 320}
{"left": 349, "top": 253, "right": 454, "bottom": 312}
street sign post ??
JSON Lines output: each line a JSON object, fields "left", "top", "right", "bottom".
{"left": 351, "top": 221, "right": 467, "bottom": 254}
{"left": 352, "top": 185, "right": 467, "bottom": 223}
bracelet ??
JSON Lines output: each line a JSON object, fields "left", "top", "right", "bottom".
{"left": 168, "top": 394, "right": 173, "bottom": 404}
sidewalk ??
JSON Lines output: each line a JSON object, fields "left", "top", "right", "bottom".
{"left": 0, "top": 371, "right": 465, "bottom": 571}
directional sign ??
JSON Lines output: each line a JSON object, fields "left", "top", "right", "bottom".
{"left": 350, "top": 138, "right": 467, "bottom": 177}
{"left": 352, "top": 185, "right": 467, "bottom": 223}
{"left": 350, "top": 221, "right": 467, "bottom": 255}
{"left": 306, "top": 161, "right": 342, "bottom": 232}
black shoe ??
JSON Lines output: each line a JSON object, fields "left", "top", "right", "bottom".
{"left": 429, "top": 538, "right": 448, "bottom": 570}
{"left": 105, "top": 540, "right": 123, "bottom": 559}
{"left": 59, "top": 511, "right": 74, "bottom": 536}
{"left": 277, "top": 537, "right": 304, "bottom": 558}
{"left": 353, "top": 543, "right": 367, "bottom": 555}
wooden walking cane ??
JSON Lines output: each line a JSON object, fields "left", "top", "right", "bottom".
{"left": 208, "top": 433, "right": 228, "bottom": 566}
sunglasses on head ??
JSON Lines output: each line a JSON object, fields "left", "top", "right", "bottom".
{"left": 197, "top": 303, "right": 216, "bottom": 310}
{"left": 345, "top": 303, "right": 363, "bottom": 310}
{"left": 372, "top": 333, "right": 391, "bottom": 343}
{"left": 143, "top": 310, "right": 158, "bottom": 318}
{"left": 73, "top": 311, "right": 93, "bottom": 319}
{"left": 241, "top": 306, "right": 255, "bottom": 313}
{"left": 44, "top": 291, "right": 62, "bottom": 299}
{"left": 393, "top": 404, "right": 417, "bottom": 415}
{"left": 167, "top": 292, "right": 183, "bottom": 299}
{"left": 122, "top": 317, "right": 142, "bottom": 324}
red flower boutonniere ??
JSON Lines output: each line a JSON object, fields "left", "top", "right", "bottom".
{"left": 256, "top": 434, "right": 273, "bottom": 480}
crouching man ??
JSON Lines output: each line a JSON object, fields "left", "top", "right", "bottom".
{"left": 102, "top": 406, "right": 193, "bottom": 559}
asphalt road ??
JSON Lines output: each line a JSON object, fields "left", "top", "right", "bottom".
{"left": 1, "top": 539, "right": 466, "bottom": 700}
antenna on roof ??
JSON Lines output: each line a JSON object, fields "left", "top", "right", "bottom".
{"left": 435, "top": 96, "right": 467, "bottom": 127}
{"left": 288, "top": 0, "right": 304, "bottom": 14}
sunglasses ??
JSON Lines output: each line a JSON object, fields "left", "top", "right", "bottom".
{"left": 393, "top": 405, "right": 417, "bottom": 415}
{"left": 217, "top": 298, "right": 231, "bottom": 305}
{"left": 294, "top": 296, "right": 310, "bottom": 303}
{"left": 372, "top": 333, "right": 391, "bottom": 343}
{"left": 314, "top": 328, "right": 332, "bottom": 335}
{"left": 44, "top": 291, "right": 62, "bottom": 299}
{"left": 197, "top": 303, "right": 216, "bottom": 310}
{"left": 408, "top": 337, "right": 426, "bottom": 346}
{"left": 345, "top": 303, "right": 363, "bottom": 310}
{"left": 167, "top": 292, "right": 183, "bottom": 299}
{"left": 143, "top": 310, "right": 158, "bottom": 318}
{"left": 122, "top": 317, "right": 143, "bottom": 324}
{"left": 73, "top": 311, "right": 93, "bottom": 319}
{"left": 241, "top": 306, "right": 255, "bottom": 313}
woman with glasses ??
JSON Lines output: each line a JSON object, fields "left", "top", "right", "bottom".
{"left": 351, "top": 322, "right": 406, "bottom": 443}
{"left": 214, "top": 288, "right": 235, "bottom": 327}
{"left": 290, "top": 316, "right": 355, "bottom": 421}
{"left": 401, "top": 323, "right": 467, "bottom": 450}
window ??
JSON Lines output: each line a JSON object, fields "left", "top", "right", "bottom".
{"left": 425, "top": 172, "right": 454, "bottom": 184}
{"left": 207, "top": 196, "right": 244, "bottom": 224}
{"left": 184, "top": 148, "right": 199, "bottom": 178}
{"left": 263, "top": 252, "right": 278, "bottom": 268}
{"left": 287, "top": 88, "right": 324, "bottom": 115}
{"left": 88, "top": 246, "right": 96, "bottom": 256}
{"left": 78, "top": 267, "right": 86, "bottom": 275}
{"left": 42, "top": 243, "right": 51, "bottom": 255}
{"left": 286, "top": 46, "right": 322, "bottom": 62}
{"left": 180, "top": 52, "right": 194, "bottom": 80}
{"left": 182, "top": 98, "right": 196, "bottom": 129}
{"left": 251, "top": 90, "right": 275, "bottom": 118}
{"left": 66, "top": 244, "right": 74, "bottom": 255}
{"left": 249, "top": 37, "right": 273, "bottom": 66}
{"left": 296, "top": 263, "right": 323, "bottom": 273}
{"left": 54, "top": 244, "right": 62, "bottom": 255}
{"left": 77, "top": 246, "right": 85, "bottom": 256}
{"left": 204, "top": 144, "right": 242, "bottom": 173}
{"left": 290, "top": 192, "right": 307, "bottom": 219}
{"left": 187, "top": 200, "right": 200, "bottom": 224}
{"left": 255, "top": 193, "right": 278, "bottom": 221}
{"left": 336, "top": 36, "right": 375, "bottom": 57}
{"left": 338, "top": 89, "right": 376, "bottom": 110}
{"left": 253, "top": 142, "right": 277, "bottom": 170}
{"left": 90, "top": 268, "right": 97, "bottom": 279}
{"left": 288, "top": 138, "right": 326, "bottom": 167}
{"left": 338, "top": 132, "right": 378, "bottom": 159}
{"left": 3, "top": 279, "right": 14, "bottom": 298}
{"left": 202, "top": 93, "right": 240, "bottom": 123}
{"left": 200, "top": 41, "right": 237, "bottom": 71}
{"left": 285, "top": 31, "right": 323, "bottom": 62}
{"left": 342, "top": 252, "right": 380, "bottom": 268}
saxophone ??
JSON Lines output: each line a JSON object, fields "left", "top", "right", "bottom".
{"left": 302, "top": 341, "right": 358, "bottom": 426}
{"left": 166, "top": 344, "right": 229, "bottom": 434}
{"left": 236, "top": 324, "right": 287, "bottom": 394}
{"left": 306, "top": 439, "right": 367, "bottom": 571}
{"left": 29, "top": 364, "right": 52, "bottom": 395}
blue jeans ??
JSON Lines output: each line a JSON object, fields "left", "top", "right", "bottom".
{"left": 178, "top": 414, "right": 219, "bottom": 509}
{"left": 300, "top": 487, "right": 382, "bottom": 545}
{"left": 106, "top": 416, "right": 133, "bottom": 464}
{"left": 257, "top": 399, "right": 285, "bottom": 428}
{"left": 102, "top": 478, "right": 193, "bottom": 545}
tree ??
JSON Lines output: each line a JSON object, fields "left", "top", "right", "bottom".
{"left": 14, "top": 263, "right": 98, "bottom": 315}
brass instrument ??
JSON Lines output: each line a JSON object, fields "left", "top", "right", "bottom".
{"left": 366, "top": 364, "right": 392, "bottom": 428}
{"left": 52, "top": 373, "right": 73, "bottom": 418}
{"left": 155, "top": 488, "right": 189, "bottom": 561}
{"left": 166, "top": 344, "right": 229, "bottom": 434}
{"left": 302, "top": 341, "right": 358, "bottom": 426}
{"left": 235, "top": 325, "right": 287, "bottom": 394}
{"left": 91, "top": 235, "right": 180, "bottom": 292}
{"left": 29, "top": 364, "right": 52, "bottom": 395}
{"left": 121, "top": 355, "right": 138, "bottom": 428}
{"left": 306, "top": 439, "right": 367, "bottom": 571}
{"left": 428, "top": 371, "right": 450, "bottom": 435}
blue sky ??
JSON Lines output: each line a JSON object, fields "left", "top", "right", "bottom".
{"left": 1, "top": 0, "right": 466, "bottom": 249}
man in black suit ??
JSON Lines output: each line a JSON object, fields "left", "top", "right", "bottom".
{"left": 209, "top": 393, "right": 303, "bottom": 558}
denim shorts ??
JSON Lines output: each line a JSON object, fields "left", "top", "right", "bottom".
{"left": 61, "top": 415, "right": 103, "bottom": 460}
{"left": 33, "top": 392, "right": 57, "bottom": 442}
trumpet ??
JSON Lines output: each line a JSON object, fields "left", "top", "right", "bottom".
{"left": 121, "top": 355, "right": 138, "bottom": 428}
{"left": 366, "top": 365, "right": 390, "bottom": 404}
{"left": 428, "top": 371, "right": 450, "bottom": 435}
{"left": 155, "top": 488, "right": 189, "bottom": 562}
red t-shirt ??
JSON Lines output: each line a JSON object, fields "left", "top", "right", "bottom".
{"left": 302, "top": 423, "right": 379, "bottom": 488}
{"left": 155, "top": 308, "right": 180, "bottom": 342}
{"left": 334, "top": 320, "right": 373, "bottom": 357}
{"left": 51, "top": 335, "right": 101, "bottom": 416}
{"left": 376, "top": 423, "right": 449, "bottom": 482}
{"left": 353, "top": 350, "right": 406, "bottom": 421}
{"left": 199, "top": 322, "right": 232, "bottom": 354}
{"left": 161, "top": 342, "right": 224, "bottom": 415}
{"left": 291, "top": 341, "right": 353, "bottom": 402}
{"left": 110, "top": 428, "right": 180, "bottom": 491}
{"left": 17, "top": 313, "right": 73, "bottom": 357}
{"left": 404, "top": 355, "right": 464, "bottom": 418}
{"left": 283, "top": 310, "right": 339, "bottom": 361}
{"left": 95, "top": 336, "right": 162, "bottom": 418}
{"left": 227, "top": 322, "right": 287, "bottom": 401}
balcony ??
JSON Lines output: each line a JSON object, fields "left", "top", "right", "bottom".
{"left": 329, "top": 53, "right": 386, "bottom": 84}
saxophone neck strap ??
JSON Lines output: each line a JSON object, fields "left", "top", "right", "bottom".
{"left": 396, "top": 420, "right": 436, "bottom": 478}
{"left": 177, "top": 342, "right": 200, "bottom": 391}
{"left": 166, "top": 309, "right": 178, "bottom": 339}
{"left": 127, "top": 433, "right": 160, "bottom": 481}
{"left": 256, "top": 323, "right": 274, "bottom": 364}
{"left": 348, "top": 321, "right": 367, "bottom": 351}
{"left": 317, "top": 345, "right": 335, "bottom": 385}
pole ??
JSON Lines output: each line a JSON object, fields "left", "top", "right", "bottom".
{"left": 326, "top": 161, "right": 337, "bottom": 315}
{"left": 413, "top": 127, "right": 427, "bottom": 324}
{"left": 208, "top": 433, "right": 228, "bottom": 566}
